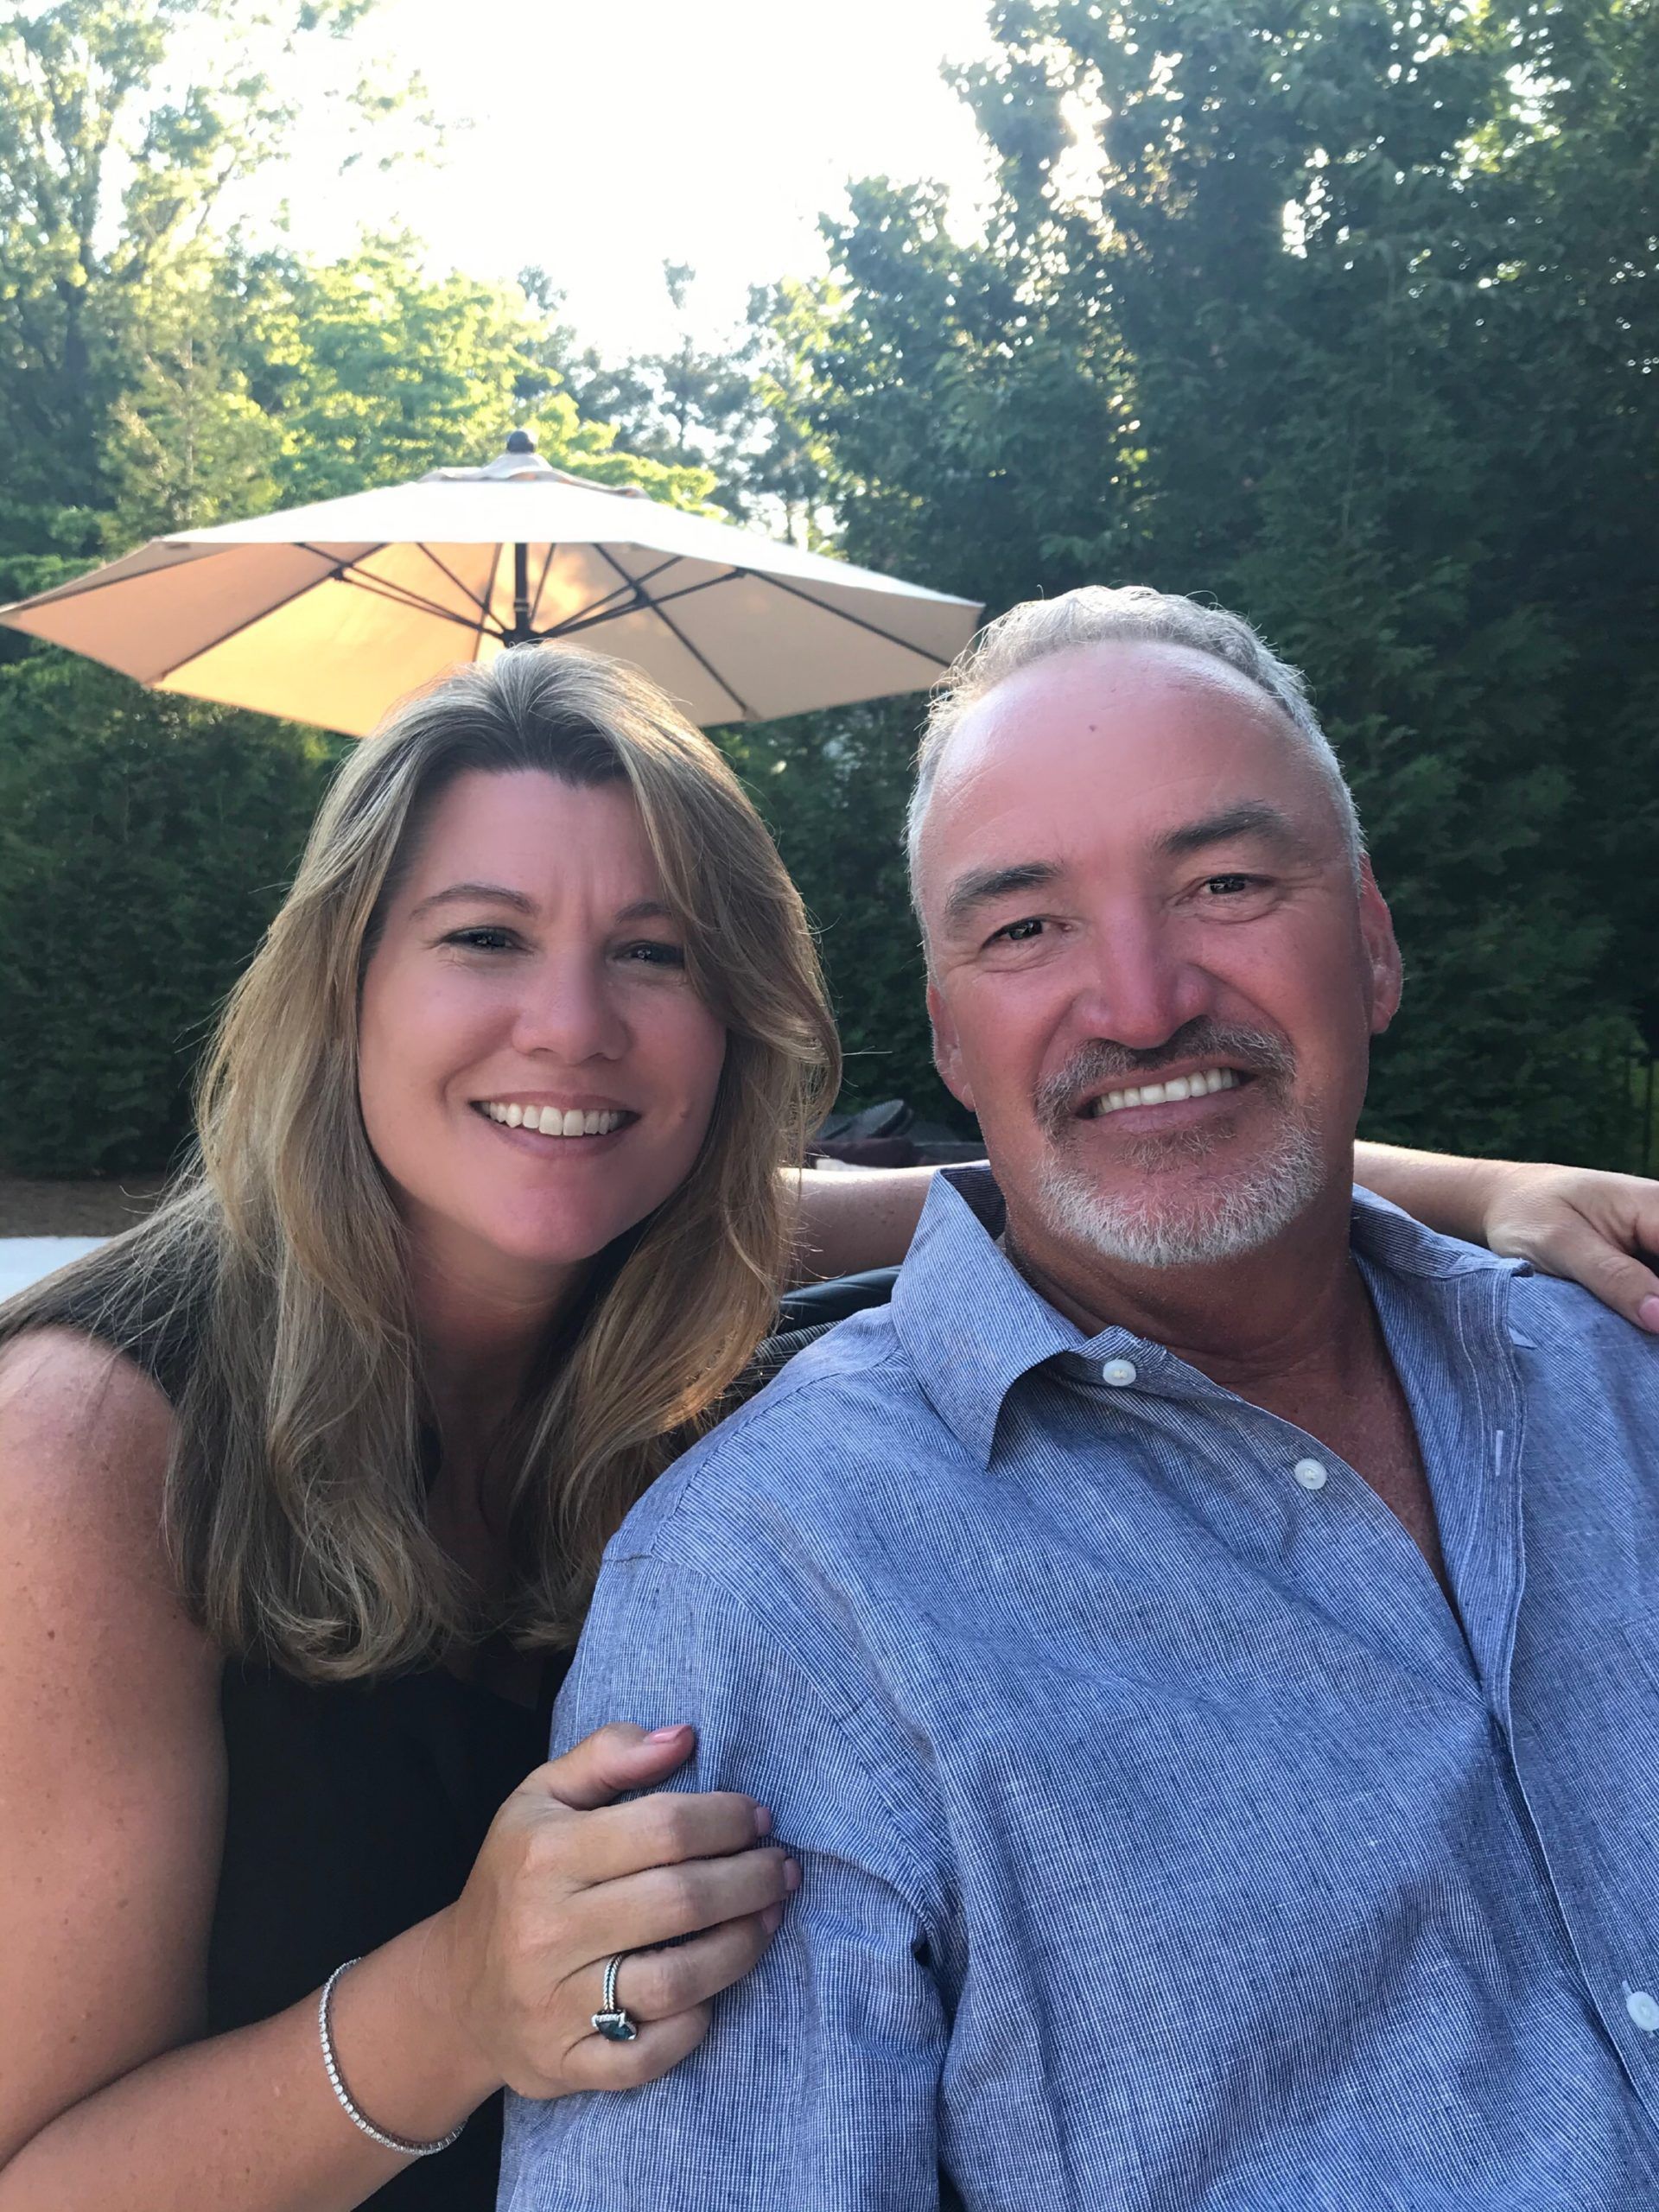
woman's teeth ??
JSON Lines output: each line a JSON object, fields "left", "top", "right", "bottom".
{"left": 480, "top": 1103, "right": 626, "bottom": 1137}
{"left": 1088, "top": 1067, "right": 1242, "bottom": 1117}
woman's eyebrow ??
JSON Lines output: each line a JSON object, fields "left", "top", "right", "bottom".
{"left": 410, "top": 880, "right": 537, "bottom": 918}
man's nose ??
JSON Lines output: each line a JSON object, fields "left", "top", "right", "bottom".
{"left": 510, "top": 952, "right": 629, "bottom": 1062}
{"left": 1069, "top": 909, "right": 1214, "bottom": 1051}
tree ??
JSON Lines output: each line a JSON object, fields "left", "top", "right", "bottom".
{"left": 777, "top": 0, "right": 1658, "bottom": 1165}
{"left": 0, "top": 3, "right": 715, "bottom": 1177}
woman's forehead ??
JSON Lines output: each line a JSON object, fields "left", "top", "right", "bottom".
{"left": 401, "top": 768, "right": 665, "bottom": 906}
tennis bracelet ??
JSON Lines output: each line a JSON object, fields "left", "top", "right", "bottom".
{"left": 317, "top": 1957, "right": 467, "bottom": 2159}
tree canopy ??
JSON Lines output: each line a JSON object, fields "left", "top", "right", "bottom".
{"left": 0, "top": 0, "right": 1654, "bottom": 1173}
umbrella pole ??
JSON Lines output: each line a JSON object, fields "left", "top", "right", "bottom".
{"left": 506, "top": 541, "right": 534, "bottom": 645}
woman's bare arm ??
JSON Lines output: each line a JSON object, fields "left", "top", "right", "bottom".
{"left": 1353, "top": 1144, "right": 1659, "bottom": 1331}
{"left": 785, "top": 1165, "right": 942, "bottom": 1284}
{"left": 0, "top": 1331, "right": 793, "bottom": 2212}
{"left": 786, "top": 1151, "right": 1659, "bottom": 1328}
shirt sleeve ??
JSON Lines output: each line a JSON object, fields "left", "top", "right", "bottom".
{"left": 497, "top": 1543, "right": 950, "bottom": 2212}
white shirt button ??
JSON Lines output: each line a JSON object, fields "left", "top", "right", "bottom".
{"left": 1293, "top": 1458, "right": 1329, "bottom": 1492}
{"left": 1626, "top": 1989, "right": 1659, "bottom": 2034}
{"left": 1101, "top": 1358, "right": 1138, "bottom": 1388}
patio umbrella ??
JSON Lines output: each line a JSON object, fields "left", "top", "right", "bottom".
{"left": 0, "top": 431, "right": 982, "bottom": 735}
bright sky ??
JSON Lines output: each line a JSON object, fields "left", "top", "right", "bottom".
{"left": 264, "top": 0, "right": 1001, "bottom": 360}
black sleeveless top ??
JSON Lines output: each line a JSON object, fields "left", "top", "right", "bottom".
{"left": 51, "top": 1280, "right": 568, "bottom": 2209}
{"left": 208, "top": 1652, "right": 564, "bottom": 2205}
{"left": 45, "top": 1260, "right": 892, "bottom": 2208}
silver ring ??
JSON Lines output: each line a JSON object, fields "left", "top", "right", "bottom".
{"left": 591, "top": 1951, "right": 639, "bottom": 2043}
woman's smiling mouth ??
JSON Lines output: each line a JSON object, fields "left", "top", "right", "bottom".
{"left": 474, "top": 1100, "right": 637, "bottom": 1139}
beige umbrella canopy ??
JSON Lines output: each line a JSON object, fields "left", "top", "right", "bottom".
{"left": 0, "top": 431, "right": 982, "bottom": 735}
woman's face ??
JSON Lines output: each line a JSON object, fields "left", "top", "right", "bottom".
{"left": 358, "top": 767, "right": 728, "bottom": 1307}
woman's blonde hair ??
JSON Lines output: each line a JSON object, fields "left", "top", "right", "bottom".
{"left": 0, "top": 646, "right": 839, "bottom": 1676}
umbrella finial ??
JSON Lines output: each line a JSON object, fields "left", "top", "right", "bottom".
{"left": 505, "top": 427, "right": 537, "bottom": 454}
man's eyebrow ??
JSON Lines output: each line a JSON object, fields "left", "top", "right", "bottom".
{"left": 1157, "top": 802, "right": 1315, "bottom": 862}
{"left": 410, "top": 880, "right": 537, "bottom": 918}
{"left": 941, "top": 860, "right": 1061, "bottom": 936}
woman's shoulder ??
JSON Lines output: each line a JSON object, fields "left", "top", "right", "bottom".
{"left": 0, "top": 1323, "right": 180, "bottom": 1571}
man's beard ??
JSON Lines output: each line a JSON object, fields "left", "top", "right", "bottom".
{"left": 1030, "top": 1022, "right": 1325, "bottom": 1269}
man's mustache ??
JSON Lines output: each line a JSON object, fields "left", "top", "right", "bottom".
{"left": 1035, "top": 1020, "right": 1296, "bottom": 1135}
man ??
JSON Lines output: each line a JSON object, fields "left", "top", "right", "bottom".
{"left": 499, "top": 588, "right": 1659, "bottom": 2209}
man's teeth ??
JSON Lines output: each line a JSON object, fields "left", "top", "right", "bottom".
{"left": 480, "top": 1103, "right": 626, "bottom": 1137}
{"left": 1087, "top": 1067, "right": 1243, "bottom": 1117}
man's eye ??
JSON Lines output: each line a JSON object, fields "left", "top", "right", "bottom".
{"left": 990, "top": 917, "right": 1046, "bottom": 945}
{"left": 1202, "top": 874, "right": 1263, "bottom": 899}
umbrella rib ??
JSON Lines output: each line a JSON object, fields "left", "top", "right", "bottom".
{"left": 548, "top": 576, "right": 725, "bottom": 640}
{"left": 413, "top": 543, "right": 494, "bottom": 620}
{"left": 331, "top": 566, "right": 498, "bottom": 634}
{"left": 539, "top": 559, "right": 705, "bottom": 640}
{"left": 311, "top": 548, "right": 505, "bottom": 632}
{"left": 743, "top": 569, "right": 958, "bottom": 668}
{"left": 529, "top": 541, "right": 559, "bottom": 628}
{"left": 142, "top": 551, "right": 388, "bottom": 686}
{"left": 593, "top": 545, "right": 752, "bottom": 721}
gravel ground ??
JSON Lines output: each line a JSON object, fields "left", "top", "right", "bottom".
{"left": 0, "top": 1174, "right": 168, "bottom": 1237}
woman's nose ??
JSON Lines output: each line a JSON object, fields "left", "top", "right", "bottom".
{"left": 510, "top": 954, "right": 629, "bottom": 1063}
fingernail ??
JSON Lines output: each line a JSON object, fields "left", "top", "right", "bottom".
{"left": 783, "top": 1857, "right": 802, "bottom": 1892}
{"left": 646, "top": 1723, "right": 690, "bottom": 1743}
{"left": 762, "top": 1903, "right": 784, "bottom": 1933}
{"left": 753, "top": 1803, "right": 773, "bottom": 1837}
{"left": 1639, "top": 1296, "right": 1659, "bottom": 1334}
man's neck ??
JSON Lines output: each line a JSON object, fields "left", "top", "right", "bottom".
{"left": 1001, "top": 1182, "right": 1378, "bottom": 1413}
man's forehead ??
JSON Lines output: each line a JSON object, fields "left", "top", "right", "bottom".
{"left": 949, "top": 638, "right": 1287, "bottom": 762}
{"left": 930, "top": 645, "right": 1314, "bottom": 841}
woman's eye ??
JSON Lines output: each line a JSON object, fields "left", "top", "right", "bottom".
{"left": 620, "top": 940, "right": 686, "bottom": 968}
{"left": 442, "top": 925, "right": 518, "bottom": 952}
{"left": 990, "top": 917, "right": 1046, "bottom": 945}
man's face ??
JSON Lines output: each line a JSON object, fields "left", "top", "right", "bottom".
{"left": 918, "top": 642, "right": 1402, "bottom": 1275}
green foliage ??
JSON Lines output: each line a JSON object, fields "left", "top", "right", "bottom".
{"left": 718, "top": 701, "right": 957, "bottom": 1122}
{"left": 0, "top": 2, "right": 713, "bottom": 1177}
{"left": 0, "top": 654, "right": 336, "bottom": 1173}
{"left": 767, "top": 0, "right": 1659, "bottom": 1166}
{"left": 1, "top": 0, "right": 1654, "bottom": 1178}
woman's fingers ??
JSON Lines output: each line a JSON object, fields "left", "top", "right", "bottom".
{"left": 564, "top": 1846, "right": 799, "bottom": 1961}
{"left": 607, "top": 1906, "right": 785, "bottom": 2025}
{"left": 557, "top": 1787, "right": 772, "bottom": 1885}
{"left": 535, "top": 1721, "right": 697, "bottom": 1813}
{"left": 553, "top": 1907, "right": 792, "bottom": 2094}
{"left": 1484, "top": 1169, "right": 1659, "bottom": 1332}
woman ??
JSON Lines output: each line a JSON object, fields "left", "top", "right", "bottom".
{"left": 0, "top": 644, "right": 1652, "bottom": 2209}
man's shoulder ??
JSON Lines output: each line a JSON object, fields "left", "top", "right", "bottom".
{"left": 611, "top": 1303, "right": 960, "bottom": 1565}
{"left": 1510, "top": 1263, "right": 1659, "bottom": 1389}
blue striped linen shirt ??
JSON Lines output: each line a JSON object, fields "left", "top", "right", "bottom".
{"left": 499, "top": 1167, "right": 1659, "bottom": 2211}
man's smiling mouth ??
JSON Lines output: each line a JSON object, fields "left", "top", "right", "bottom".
{"left": 1083, "top": 1067, "right": 1244, "bottom": 1118}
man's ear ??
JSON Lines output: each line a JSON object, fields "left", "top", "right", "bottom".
{"left": 1357, "top": 860, "right": 1403, "bottom": 1036}
{"left": 927, "top": 977, "right": 977, "bottom": 1112}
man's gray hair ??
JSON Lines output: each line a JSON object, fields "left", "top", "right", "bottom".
{"left": 906, "top": 586, "right": 1364, "bottom": 904}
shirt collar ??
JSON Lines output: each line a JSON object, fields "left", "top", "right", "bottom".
{"left": 890, "top": 1165, "right": 1528, "bottom": 1469}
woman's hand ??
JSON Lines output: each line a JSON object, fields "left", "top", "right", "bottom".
{"left": 425, "top": 1720, "right": 798, "bottom": 2101}
{"left": 1475, "top": 1162, "right": 1659, "bottom": 1332}
{"left": 1354, "top": 1144, "right": 1659, "bottom": 1331}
